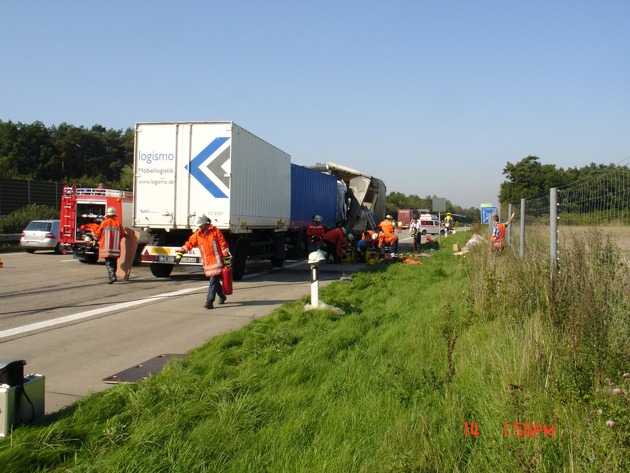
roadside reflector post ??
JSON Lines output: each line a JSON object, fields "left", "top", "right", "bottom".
{"left": 304, "top": 250, "right": 344, "bottom": 314}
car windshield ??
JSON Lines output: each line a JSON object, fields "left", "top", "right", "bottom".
{"left": 25, "top": 221, "right": 51, "bottom": 232}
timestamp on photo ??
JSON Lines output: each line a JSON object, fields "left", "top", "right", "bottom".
{"left": 503, "top": 422, "right": 555, "bottom": 438}
{"left": 464, "top": 421, "right": 555, "bottom": 439}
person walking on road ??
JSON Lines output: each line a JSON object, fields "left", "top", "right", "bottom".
{"left": 93, "top": 206, "right": 126, "bottom": 284}
{"left": 176, "top": 214, "right": 232, "bottom": 309}
{"left": 491, "top": 213, "right": 516, "bottom": 254}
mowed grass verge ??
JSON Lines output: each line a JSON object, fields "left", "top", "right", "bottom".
{"left": 1, "top": 230, "right": 628, "bottom": 472}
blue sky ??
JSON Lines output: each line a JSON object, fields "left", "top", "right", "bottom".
{"left": 2, "top": 1, "right": 629, "bottom": 209}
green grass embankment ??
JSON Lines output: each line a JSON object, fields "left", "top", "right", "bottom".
{"left": 1, "top": 230, "right": 628, "bottom": 471}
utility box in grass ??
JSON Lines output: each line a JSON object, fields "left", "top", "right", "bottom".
{"left": 0, "top": 374, "right": 45, "bottom": 437}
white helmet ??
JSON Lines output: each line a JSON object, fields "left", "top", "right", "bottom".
{"left": 195, "top": 214, "right": 211, "bottom": 225}
{"left": 106, "top": 207, "right": 117, "bottom": 216}
{"left": 386, "top": 215, "right": 393, "bottom": 219}
{"left": 314, "top": 215, "right": 322, "bottom": 222}
{"left": 372, "top": 233, "right": 379, "bottom": 240}
{"left": 347, "top": 233, "right": 354, "bottom": 241}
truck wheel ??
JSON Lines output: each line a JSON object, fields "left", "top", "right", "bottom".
{"left": 285, "top": 233, "right": 304, "bottom": 259}
{"left": 290, "top": 234, "right": 307, "bottom": 259}
{"left": 233, "top": 241, "right": 247, "bottom": 281}
{"left": 150, "top": 263, "right": 173, "bottom": 278}
{"left": 421, "top": 229, "right": 427, "bottom": 236}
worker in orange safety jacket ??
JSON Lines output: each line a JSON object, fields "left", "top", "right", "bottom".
{"left": 176, "top": 214, "right": 231, "bottom": 309}
{"left": 376, "top": 230, "right": 399, "bottom": 257}
{"left": 80, "top": 222, "right": 100, "bottom": 241}
{"left": 306, "top": 215, "right": 325, "bottom": 252}
{"left": 93, "top": 206, "right": 126, "bottom": 284}
{"left": 491, "top": 213, "right": 516, "bottom": 254}
{"left": 356, "top": 229, "right": 376, "bottom": 262}
{"left": 323, "top": 226, "right": 347, "bottom": 264}
{"left": 378, "top": 215, "right": 395, "bottom": 234}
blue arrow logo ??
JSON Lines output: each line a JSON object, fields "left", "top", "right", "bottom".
{"left": 185, "top": 137, "right": 230, "bottom": 198}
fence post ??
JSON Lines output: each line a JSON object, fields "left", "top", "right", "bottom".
{"left": 507, "top": 204, "right": 513, "bottom": 245}
{"left": 520, "top": 198, "right": 525, "bottom": 259}
{"left": 550, "top": 188, "right": 559, "bottom": 273}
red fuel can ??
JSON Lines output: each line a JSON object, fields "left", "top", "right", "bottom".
{"left": 222, "top": 266, "right": 233, "bottom": 295}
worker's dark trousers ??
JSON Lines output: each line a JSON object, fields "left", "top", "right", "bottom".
{"left": 207, "top": 275, "right": 224, "bottom": 302}
{"left": 323, "top": 240, "right": 341, "bottom": 263}
{"left": 104, "top": 257, "right": 118, "bottom": 282}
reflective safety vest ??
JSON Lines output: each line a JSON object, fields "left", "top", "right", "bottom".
{"left": 491, "top": 223, "right": 507, "bottom": 247}
{"left": 93, "top": 217, "right": 125, "bottom": 258}
{"left": 307, "top": 222, "right": 325, "bottom": 241}
{"left": 180, "top": 225, "right": 230, "bottom": 277}
{"left": 378, "top": 219, "right": 394, "bottom": 234}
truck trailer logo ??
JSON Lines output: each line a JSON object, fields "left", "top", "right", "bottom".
{"left": 185, "top": 137, "right": 230, "bottom": 198}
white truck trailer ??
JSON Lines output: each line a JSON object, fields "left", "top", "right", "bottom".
{"left": 133, "top": 122, "right": 291, "bottom": 280}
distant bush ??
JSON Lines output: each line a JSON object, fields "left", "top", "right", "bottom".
{"left": 0, "top": 204, "right": 58, "bottom": 233}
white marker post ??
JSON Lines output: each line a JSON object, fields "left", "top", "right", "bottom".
{"left": 304, "top": 250, "right": 344, "bottom": 314}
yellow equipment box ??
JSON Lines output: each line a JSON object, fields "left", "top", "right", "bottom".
{"left": 365, "top": 249, "right": 379, "bottom": 265}
{"left": 343, "top": 248, "right": 357, "bottom": 264}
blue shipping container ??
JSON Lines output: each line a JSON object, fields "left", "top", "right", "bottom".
{"left": 290, "top": 164, "right": 337, "bottom": 229}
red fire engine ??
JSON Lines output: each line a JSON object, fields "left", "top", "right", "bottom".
{"left": 59, "top": 185, "right": 146, "bottom": 263}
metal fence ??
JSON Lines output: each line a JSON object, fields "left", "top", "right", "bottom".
{"left": 0, "top": 178, "right": 63, "bottom": 216}
{"left": 502, "top": 163, "right": 629, "bottom": 307}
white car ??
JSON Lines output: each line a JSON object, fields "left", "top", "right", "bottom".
{"left": 20, "top": 219, "right": 61, "bottom": 253}
{"left": 419, "top": 219, "right": 445, "bottom": 236}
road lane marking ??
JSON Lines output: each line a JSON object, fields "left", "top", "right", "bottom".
{"left": 0, "top": 260, "right": 306, "bottom": 340}
{"left": 0, "top": 285, "right": 208, "bottom": 340}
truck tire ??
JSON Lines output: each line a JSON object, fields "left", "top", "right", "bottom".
{"left": 287, "top": 233, "right": 306, "bottom": 259}
{"left": 271, "top": 233, "right": 286, "bottom": 268}
{"left": 233, "top": 240, "right": 247, "bottom": 281}
{"left": 150, "top": 263, "right": 174, "bottom": 278}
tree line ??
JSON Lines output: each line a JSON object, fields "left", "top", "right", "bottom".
{"left": 0, "top": 119, "right": 134, "bottom": 189}
{"left": 2, "top": 120, "right": 625, "bottom": 220}
{"left": 499, "top": 155, "right": 630, "bottom": 208}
